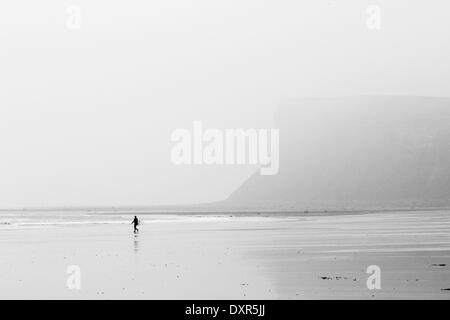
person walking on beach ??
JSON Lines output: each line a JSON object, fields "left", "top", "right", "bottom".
{"left": 131, "top": 216, "right": 139, "bottom": 233}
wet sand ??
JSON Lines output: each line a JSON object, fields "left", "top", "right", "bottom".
{"left": 0, "top": 211, "right": 450, "bottom": 299}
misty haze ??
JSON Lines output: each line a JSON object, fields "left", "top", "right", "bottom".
{"left": 0, "top": 0, "right": 449, "bottom": 301}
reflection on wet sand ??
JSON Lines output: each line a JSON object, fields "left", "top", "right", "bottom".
{"left": 134, "top": 233, "right": 139, "bottom": 253}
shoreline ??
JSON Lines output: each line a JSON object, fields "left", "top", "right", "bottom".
{"left": 0, "top": 205, "right": 449, "bottom": 217}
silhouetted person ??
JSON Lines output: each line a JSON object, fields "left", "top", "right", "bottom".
{"left": 131, "top": 216, "right": 139, "bottom": 233}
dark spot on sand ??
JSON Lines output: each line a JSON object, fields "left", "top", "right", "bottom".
{"left": 441, "top": 288, "right": 450, "bottom": 291}
{"left": 432, "top": 264, "right": 446, "bottom": 266}
{"left": 320, "top": 276, "right": 332, "bottom": 280}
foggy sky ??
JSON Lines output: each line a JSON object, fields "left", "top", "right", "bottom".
{"left": 0, "top": 0, "right": 449, "bottom": 207}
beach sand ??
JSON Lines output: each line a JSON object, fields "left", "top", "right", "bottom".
{"left": 1, "top": 210, "right": 450, "bottom": 299}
